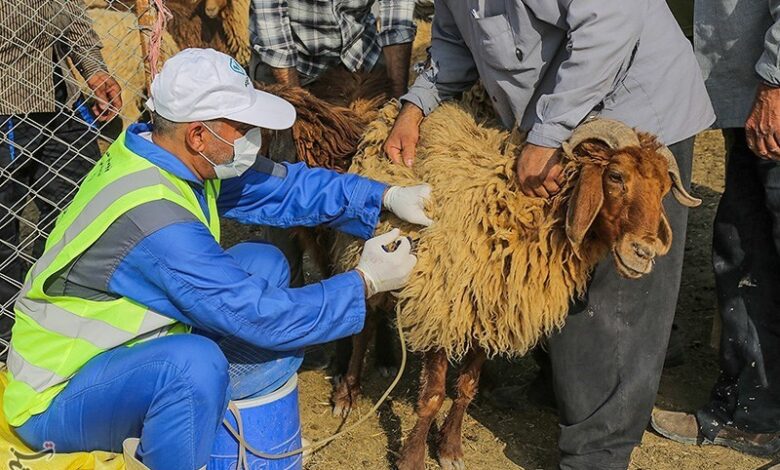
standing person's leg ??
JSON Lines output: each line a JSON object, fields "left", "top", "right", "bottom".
{"left": 14, "top": 334, "right": 230, "bottom": 469}
{"left": 0, "top": 115, "right": 39, "bottom": 354}
{"left": 651, "top": 130, "right": 780, "bottom": 454}
{"left": 29, "top": 99, "right": 99, "bottom": 258}
{"left": 696, "top": 130, "right": 780, "bottom": 438}
{"left": 216, "top": 241, "right": 304, "bottom": 400}
{"left": 548, "top": 138, "right": 694, "bottom": 469}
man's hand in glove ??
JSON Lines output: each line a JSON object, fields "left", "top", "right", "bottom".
{"left": 383, "top": 184, "right": 434, "bottom": 227}
{"left": 356, "top": 229, "right": 417, "bottom": 297}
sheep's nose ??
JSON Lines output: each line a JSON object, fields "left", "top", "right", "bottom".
{"left": 632, "top": 242, "right": 655, "bottom": 260}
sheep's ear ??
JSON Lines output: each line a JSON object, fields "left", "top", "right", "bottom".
{"left": 566, "top": 164, "right": 605, "bottom": 247}
{"left": 657, "top": 209, "right": 673, "bottom": 256}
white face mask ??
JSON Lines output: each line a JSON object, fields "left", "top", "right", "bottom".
{"left": 198, "top": 123, "right": 262, "bottom": 179}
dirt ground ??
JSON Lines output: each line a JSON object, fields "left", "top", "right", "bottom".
{"left": 221, "top": 130, "right": 777, "bottom": 470}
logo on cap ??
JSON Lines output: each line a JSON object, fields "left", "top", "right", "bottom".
{"left": 229, "top": 58, "right": 245, "bottom": 75}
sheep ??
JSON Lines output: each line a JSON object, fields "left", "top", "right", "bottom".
{"left": 165, "top": 0, "right": 250, "bottom": 66}
{"left": 328, "top": 101, "right": 700, "bottom": 470}
{"left": 254, "top": 45, "right": 504, "bottom": 401}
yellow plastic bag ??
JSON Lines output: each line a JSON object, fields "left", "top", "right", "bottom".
{"left": 0, "top": 372, "right": 128, "bottom": 470}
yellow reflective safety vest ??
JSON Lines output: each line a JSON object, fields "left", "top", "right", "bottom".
{"left": 3, "top": 132, "right": 221, "bottom": 427}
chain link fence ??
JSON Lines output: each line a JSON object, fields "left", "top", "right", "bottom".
{"left": 0, "top": 0, "right": 170, "bottom": 356}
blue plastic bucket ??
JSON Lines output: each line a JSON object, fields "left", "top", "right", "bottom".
{"left": 208, "top": 373, "right": 302, "bottom": 470}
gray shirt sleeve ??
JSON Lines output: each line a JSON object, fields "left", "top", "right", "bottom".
{"left": 755, "top": 0, "right": 780, "bottom": 85}
{"left": 527, "top": 0, "right": 645, "bottom": 147}
{"left": 400, "top": 1, "right": 479, "bottom": 115}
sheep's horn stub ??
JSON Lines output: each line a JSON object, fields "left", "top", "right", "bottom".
{"left": 657, "top": 146, "right": 702, "bottom": 207}
{"left": 561, "top": 118, "right": 641, "bottom": 157}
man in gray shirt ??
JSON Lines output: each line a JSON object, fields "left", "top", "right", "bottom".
{"left": 651, "top": 0, "right": 780, "bottom": 455}
{"left": 386, "top": 1, "right": 714, "bottom": 468}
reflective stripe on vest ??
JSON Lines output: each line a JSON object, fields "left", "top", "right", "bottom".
{"left": 4, "top": 132, "right": 221, "bottom": 427}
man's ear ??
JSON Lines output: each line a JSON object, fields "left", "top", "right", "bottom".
{"left": 566, "top": 163, "right": 605, "bottom": 247}
{"left": 185, "top": 122, "right": 207, "bottom": 153}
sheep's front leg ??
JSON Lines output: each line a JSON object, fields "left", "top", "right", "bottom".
{"left": 331, "top": 311, "right": 378, "bottom": 417}
{"left": 397, "top": 349, "right": 448, "bottom": 470}
{"left": 437, "top": 348, "right": 487, "bottom": 470}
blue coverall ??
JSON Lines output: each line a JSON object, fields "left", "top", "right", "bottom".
{"left": 14, "top": 123, "right": 387, "bottom": 469}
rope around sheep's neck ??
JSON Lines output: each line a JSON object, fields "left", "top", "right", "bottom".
{"left": 222, "top": 307, "right": 408, "bottom": 468}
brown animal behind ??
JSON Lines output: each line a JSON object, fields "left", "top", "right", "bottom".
{"left": 165, "top": 0, "right": 250, "bottom": 66}
{"left": 257, "top": 81, "right": 386, "bottom": 172}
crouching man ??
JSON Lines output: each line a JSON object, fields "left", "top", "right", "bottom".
{"left": 3, "top": 48, "right": 432, "bottom": 469}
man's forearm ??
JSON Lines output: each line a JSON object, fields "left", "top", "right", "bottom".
{"left": 382, "top": 42, "right": 413, "bottom": 98}
{"left": 271, "top": 66, "right": 301, "bottom": 87}
{"left": 60, "top": 0, "right": 107, "bottom": 79}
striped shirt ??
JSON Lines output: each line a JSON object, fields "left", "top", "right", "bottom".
{"left": 0, "top": 0, "right": 107, "bottom": 115}
{"left": 250, "top": 0, "right": 416, "bottom": 81}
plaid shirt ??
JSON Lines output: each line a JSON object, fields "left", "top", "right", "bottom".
{"left": 250, "top": 0, "right": 416, "bottom": 80}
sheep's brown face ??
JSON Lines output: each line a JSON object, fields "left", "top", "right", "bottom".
{"left": 566, "top": 146, "right": 676, "bottom": 279}
{"left": 597, "top": 150, "right": 674, "bottom": 278}
{"left": 203, "top": 0, "right": 227, "bottom": 18}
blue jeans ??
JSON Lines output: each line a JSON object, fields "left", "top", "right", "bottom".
{"left": 14, "top": 242, "right": 304, "bottom": 470}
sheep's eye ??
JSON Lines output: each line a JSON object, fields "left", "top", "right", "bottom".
{"left": 608, "top": 171, "right": 624, "bottom": 183}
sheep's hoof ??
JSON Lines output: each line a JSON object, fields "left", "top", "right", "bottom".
{"left": 331, "top": 381, "right": 360, "bottom": 418}
{"left": 331, "top": 398, "right": 353, "bottom": 418}
{"left": 377, "top": 365, "right": 398, "bottom": 378}
{"left": 438, "top": 456, "right": 466, "bottom": 470}
{"left": 396, "top": 454, "right": 426, "bottom": 470}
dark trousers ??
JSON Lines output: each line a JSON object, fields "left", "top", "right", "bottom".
{"left": 548, "top": 138, "right": 694, "bottom": 469}
{"left": 696, "top": 129, "right": 780, "bottom": 438}
{"left": 0, "top": 100, "right": 100, "bottom": 340}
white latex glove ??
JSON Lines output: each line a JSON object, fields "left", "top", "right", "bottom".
{"left": 383, "top": 184, "right": 434, "bottom": 227}
{"left": 356, "top": 228, "right": 417, "bottom": 297}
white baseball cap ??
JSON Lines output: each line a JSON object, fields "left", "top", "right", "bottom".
{"left": 146, "top": 48, "right": 296, "bottom": 129}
